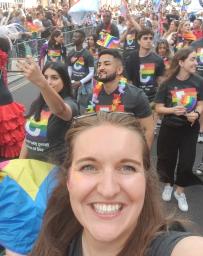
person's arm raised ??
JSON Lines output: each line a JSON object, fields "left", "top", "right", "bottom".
{"left": 17, "top": 57, "right": 73, "bottom": 121}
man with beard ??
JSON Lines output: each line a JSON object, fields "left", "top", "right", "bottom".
{"left": 79, "top": 49, "right": 154, "bottom": 148}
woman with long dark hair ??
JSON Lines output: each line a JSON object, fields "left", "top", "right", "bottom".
{"left": 30, "top": 112, "right": 203, "bottom": 256}
{"left": 155, "top": 47, "right": 203, "bottom": 212}
{"left": 19, "top": 61, "right": 78, "bottom": 165}
{"left": 39, "top": 29, "right": 67, "bottom": 69}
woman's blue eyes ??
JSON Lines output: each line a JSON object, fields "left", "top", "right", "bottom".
{"left": 80, "top": 165, "right": 136, "bottom": 173}
{"left": 120, "top": 165, "right": 136, "bottom": 173}
{"left": 80, "top": 165, "right": 96, "bottom": 172}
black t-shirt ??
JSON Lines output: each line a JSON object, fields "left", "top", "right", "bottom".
{"left": 67, "top": 49, "right": 94, "bottom": 84}
{"left": 139, "top": 52, "right": 165, "bottom": 101}
{"left": 46, "top": 45, "right": 67, "bottom": 64}
{"left": 191, "top": 39, "right": 203, "bottom": 77}
{"left": 83, "top": 84, "right": 151, "bottom": 118}
{"left": 96, "top": 22, "right": 120, "bottom": 39}
{"left": 67, "top": 231, "right": 192, "bottom": 256}
{"left": 123, "top": 29, "right": 139, "bottom": 56}
{"left": 155, "top": 74, "right": 203, "bottom": 127}
{"left": 25, "top": 97, "right": 78, "bottom": 164}
{"left": 125, "top": 50, "right": 141, "bottom": 87}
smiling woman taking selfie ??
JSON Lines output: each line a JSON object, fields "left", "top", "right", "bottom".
{"left": 30, "top": 112, "right": 203, "bottom": 256}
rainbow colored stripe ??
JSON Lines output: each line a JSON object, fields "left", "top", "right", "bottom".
{"left": 48, "top": 50, "right": 61, "bottom": 57}
{"left": 97, "top": 32, "right": 120, "bottom": 49}
{"left": 171, "top": 88, "right": 197, "bottom": 112}
{"left": 75, "top": 56, "right": 85, "bottom": 66}
{"left": 26, "top": 110, "right": 50, "bottom": 139}
{"left": 182, "top": 32, "right": 196, "bottom": 41}
{"left": 140, "top": 63, "right": 155, "bottom": 76}
{"left": 26, "top": 22, "right": 40, "bottom": 33}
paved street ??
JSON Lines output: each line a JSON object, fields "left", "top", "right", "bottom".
{"left": 9, "top": 75, "right": 203, "bottom": 234}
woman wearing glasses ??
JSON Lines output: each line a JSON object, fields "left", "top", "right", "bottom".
{"left": 155, "top": 47, "right": 203, "bottom": 212}
{"left": 30, "top": 111, "right": 203, "bottom": 256}
{"left": 18, "top": 59, "right": 78, "bottom": 165}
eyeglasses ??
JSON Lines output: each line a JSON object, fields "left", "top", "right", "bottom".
{"left": 142, "top": 36, "right": 153, "bottom": 40}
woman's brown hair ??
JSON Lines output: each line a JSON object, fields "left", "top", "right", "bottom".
{"left": 163, "top": 47, "right": 195, "bottom": 84}
{"left": 30, "top": 112, "right": 169, "bottom": 256}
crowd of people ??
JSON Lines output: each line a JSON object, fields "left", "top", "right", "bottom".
{"left": 0, "top": 2, "right": 203, "bottom": 255}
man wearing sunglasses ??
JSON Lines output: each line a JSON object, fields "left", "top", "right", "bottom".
{"left": 126, "top": 29, "right": 165, "bottom": 103}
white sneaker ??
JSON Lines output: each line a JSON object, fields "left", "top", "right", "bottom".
{"left": 162, "top": 185, "right": 173, "bottom": 201}
{"left": 195, "top": 163, "right": 203, "bottom": 176}
{"left": 174, "top": 191, "right": 188, "bottom": 212}
{"left": 197, "top": 132, "right": 203, "bottom": 143}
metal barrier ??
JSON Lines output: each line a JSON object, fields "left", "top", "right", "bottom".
{"left": 8, "top": 25, "right": 97, "bottom": 68}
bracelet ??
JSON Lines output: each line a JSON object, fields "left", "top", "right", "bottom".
{"left": 194, "top": 110, "right": 201, "bottom": 119}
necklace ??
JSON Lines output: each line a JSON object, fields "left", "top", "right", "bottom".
{"left": 87, "top": 76, "right": 127, "bottom": 112}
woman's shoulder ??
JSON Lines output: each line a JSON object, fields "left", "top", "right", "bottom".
{"left": 148, "top": 231, "right": 194, "bottom": 256}
{"left": 63, "top": 97, "right": 79, "bottom": 116}
{"left": 171, "top": 235, "right": 203, "bottom": 256}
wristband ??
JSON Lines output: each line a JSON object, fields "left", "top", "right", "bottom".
{"left": 194, "top": 110, "right": 200, "bottom": 119}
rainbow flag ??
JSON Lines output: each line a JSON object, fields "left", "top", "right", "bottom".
{"left": 97, "top": 32, "right": 120, "bottom": 49}
{"left": 171, "top": 88, "right": 197, "bottom": 112}
{"left": 26, "top": 22, "right": 39, "bottom": 33}
{"left": 182, "top": 32, "right": 196, "bottom": 41}
{"left": 0, "top": 159, "right": 58, "bottom": 254}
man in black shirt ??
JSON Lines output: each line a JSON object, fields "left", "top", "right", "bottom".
{"left": 67, "top": 30, "right": 94, "bottom": 113}
{"left": 78, "top": 49, "right": 154, "bottom": 148}
{"left": 126, "top": 29, "right": 165, "bottom": 102}
{"left": 96, "top": 10, "right": 119, "bottom": 39}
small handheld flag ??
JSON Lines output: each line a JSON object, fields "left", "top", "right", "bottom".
{"left": 97, "top": 32, "right": 120, "bottom": 49}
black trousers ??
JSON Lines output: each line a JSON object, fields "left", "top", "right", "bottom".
{"left": 157, "top": 122, "right": 202, "bottom": 187}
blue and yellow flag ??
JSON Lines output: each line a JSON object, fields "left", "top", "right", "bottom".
{"left": 0, "top": 159, "right": 58, "bottom": 254}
